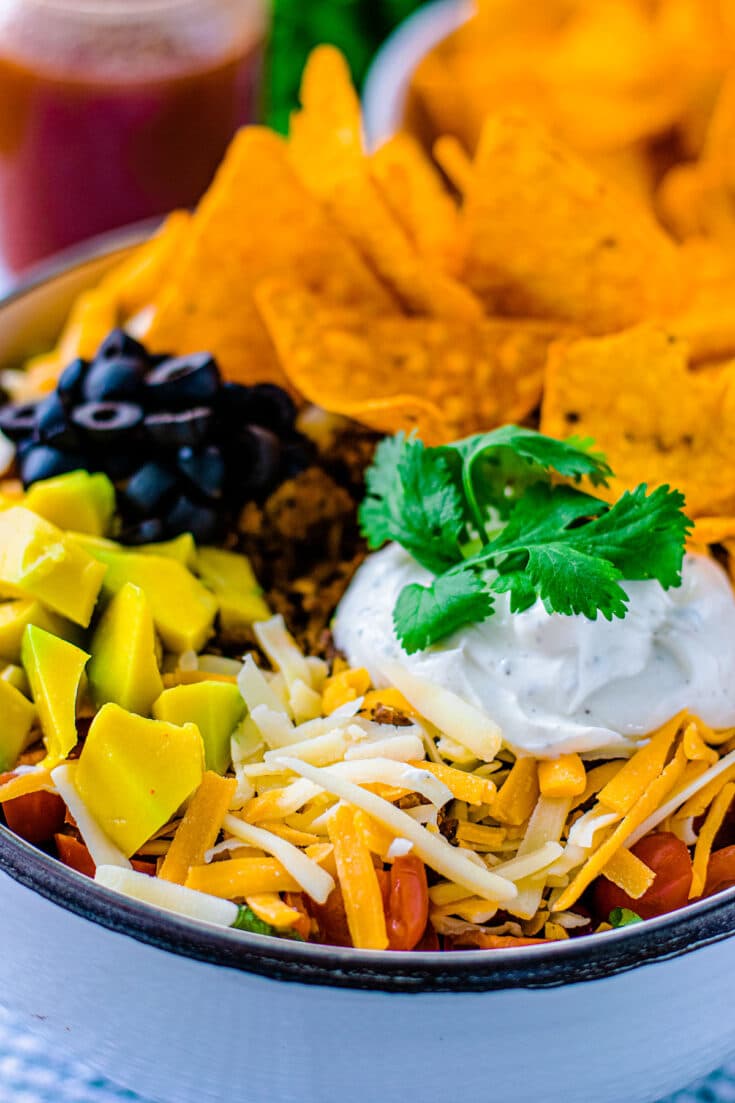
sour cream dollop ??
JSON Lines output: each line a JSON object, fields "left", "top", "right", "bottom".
{"left": 333, "top": 545, "right": 735, "bottom": 758}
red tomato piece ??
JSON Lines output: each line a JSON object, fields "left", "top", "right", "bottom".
{"left": 593, "top": 831, "right": 693, "bottom": 921}
{"left": 308, "top": 885, "right": 353, "bottom": 947}
{"left": 703, "top": 846, "right": 735, "bottom": 898}
{"left": 386, "top": 855, "right": 429, "bottom": 951}
{"left": 283, "top": 892, "right": 313, "bottom": 941}
{"left": 55, "top": 833, "right": 96, "bottom": 877}
{"left": 2, "top": 790, "right": 66, "bottom": 844}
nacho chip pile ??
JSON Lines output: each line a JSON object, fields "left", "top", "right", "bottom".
{"left": 21, "top": 33, "right": 735, "bottom": 520}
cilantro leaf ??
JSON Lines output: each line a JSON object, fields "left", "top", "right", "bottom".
{"left": 393, "top": 569, "right": 494, "bottom": 653}
{"left": 456, "top": 425, "right": 613, "bottom": 530}
{"left": 566, "top": 483, "right": 692, "bottom": 587}
{"left": 359, "top": 434, "right": 465, "bottom": 573}
{"left": 359, "top": 426, "right": 692, "bottom": 653}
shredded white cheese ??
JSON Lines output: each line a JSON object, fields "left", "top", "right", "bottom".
{"left": 222, "top": 814, "right": 335, "bottom": 904}
{"left": 51, "top": 763, "right": 131, "bottom": 870}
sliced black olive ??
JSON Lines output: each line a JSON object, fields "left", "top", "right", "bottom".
{"left": 93, "top": 449, "right": 142, "bottom": 482}
{"left": 71, "top": 401, "right": 143, "bottom": 445}
{"left": 229, "top": 425, "right": 281, "bottom": 498}
{"left": 143, "top": 407, "right": 214, "bottom": 449}
{"left": 121, "top": 462, "right": 178, "bottom": 518}
{"left": 56, "top": 358, "right": 89, "bottom": 408}
{"left": 34, "top": 393, "right": 79, "bottom": 450}
{"left": 217, "top": 382, "right": 297, "bottom": 434}
{"left": 177, "top": 445, "right": 226, "bottom": 502}
{"left": 81, "top": 357, "right": 146, "bottom": 404}
{"left": 144, "top": 353, "right": 221, "bottom": 409}
{"left": 118, "top": 517, "right": 167, "bottom": 546}
{"left": 0, "top": 401, "right": 39, "bottom": 443}
{"left": 94, "top": 328, "right": 149, "bottom": 369}
{"left": 20, "top": 445, "right": 87, "bottom": 487}
{"left": 166, "top": 495, "right": 219, "bottom": 543}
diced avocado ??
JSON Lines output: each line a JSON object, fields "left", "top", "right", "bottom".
{"left": 88, "top": 583, "right": 164, "bottom": 717}
{"left": 0, "top": 676, "right": 36, "bottom": 772}
{"left": 1, "top": 663, "right": 30, "bottom": 696}
{"left": 84, "top": 546, "right": 217, "bottom": 653}
{"left": 0, "top": 507, "right": 107, "bottom": 626}
{"left": 66, "top": 532, "right": 120, "bottom": 554}
{"left": 22, "top": 624, "right": 89, "bottom": 764}
{"left": 153, "top": 681, "right": 245, "bottom": 775}
{"left": 197, "top": 547, "right": 270, "bottom": 641}
{"left": 76, "top": 702, "right": 204, "bottom": 856}
{"left": 0, "top": 598, "right": 79, "bottom": 664}
{"left": 25, "top": 470, "right": 115, "bottom": 537}
{"left": 139, "top": 533, "right": 197, "bottom": 569}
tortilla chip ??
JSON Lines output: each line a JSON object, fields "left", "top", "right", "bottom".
{"left": 256, "top": 280, "right": 573, "bottom": 443}
{"left": 461, "top": 112, "right": 688, "bottom": 333}
{"left": 541, "top": 323, "right": 735, "bottom": 516}
{"left": 370, "top": 133, "right": 463, "bottom": 275}
{"left": 99, "top": 211, "right": 190, "bottom": 317}
{"left": 289, "top": 47, "right": 484, "bottom": 322}
{"left": 145, "top": 127, "right": 395, "bottom": 386}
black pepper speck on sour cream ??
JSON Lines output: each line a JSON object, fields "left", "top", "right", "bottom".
{"left": 334, "top": 545, "right": 735, "bottom": 759}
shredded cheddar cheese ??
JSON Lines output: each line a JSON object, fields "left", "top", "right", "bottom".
{"left": 601, "top": 847, "right": 655, "bottom": 900}
{"left": 328, "top": 804, "right": 389, "bottom": 950}
{"left": 597, "top": 713, "right": 683, "bottom": 815}
{"left": 159, "top": 772, "right": 235, "bottom": 885}
{"left": 538, "top": 754, "right": 586, "bottom": 799}
{"left": 690, "top": 782, "right": 735, "bottom": 898}
{"left": 493, "top": 757, "right": 539, "bottom": 825}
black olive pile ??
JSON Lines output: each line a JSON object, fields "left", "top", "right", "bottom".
{"left": 0, "top": 330, "right": 312, "bottom": 543}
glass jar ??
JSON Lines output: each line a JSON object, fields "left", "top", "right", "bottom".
{"left": 0, "top": 0, "right": 267, "bottom": 272}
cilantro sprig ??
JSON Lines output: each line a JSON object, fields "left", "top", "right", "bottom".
{"left": 359, "top": 427, "right": 692, "bottom": 654}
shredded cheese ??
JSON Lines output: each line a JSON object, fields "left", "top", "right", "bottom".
{"left": 493, "top": 757, "right": 539, "bottom": 826}
{"left": 538, "top": 754, "right": 586, "bottom": 798}
{"left": 552, "top": 747, "right": 688, "bottom": 912}
{"left": 626, "top": 746, "right": 735, "bottom": 847}
{"left": 159, "top": 772, "right": 235, "bottom": 885}
{"left": 96, "top": 865, "right": 238, "bottom": 927}
{"left": 51, "top": 763, "right": 131, "bottom": 870}
{"left": 690, "top": 782, "right": 735, "bottom": 898}
{"left": 277, "top": 756, "right": 517, "bottom": 904}
{"left": 409, "top": 759, "right": 497, "bottom": 805}
{"left": 601, "top": 847, "right": 655, "bottom": 900}
{"left": 245, "top": 893, "right": 303, "bottom": 929}
{"left": 597, "top": 712, "right": 683, "bottom": 815}
{"left": 253, "top": 615, "right": 314, "bottom": 692}
{"left": 222, "top": 814, "right": 334, "bottom": 904}
{"left": 379, "top": 660, "right": 502, "bottom": 762}
{"left": 186, "top": 857, "right": 301, "bottom": 897}
{"left": 328, "top": 804, "right": 389, "bottom": 950}
{"left": 0, "top": 769, "right": 55, "bottom": 802}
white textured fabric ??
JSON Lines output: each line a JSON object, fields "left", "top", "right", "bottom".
{"left": 1, "top": 1002, "right": 734, "bottom": 1102}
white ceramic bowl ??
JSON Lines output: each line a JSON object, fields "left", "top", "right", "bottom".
{"left": 1, "top": 237, "right": 735, "bottom": 1103}
{"left": 362, "top": 0, "right": 470, "bottom": 148}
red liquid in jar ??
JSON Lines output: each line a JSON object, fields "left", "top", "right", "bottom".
{"left": 0, "top": 2, "right": 264, "bottom": 271}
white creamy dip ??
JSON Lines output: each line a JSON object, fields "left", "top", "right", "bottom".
{"left": 333, "top": 545, "right": 735, "bottom": 758}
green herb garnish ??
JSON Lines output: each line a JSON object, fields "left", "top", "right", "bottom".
{"left": 359, "top": 426, "right": 692, "bottom": 654}
{"left": 609, "top": 907, "right": 644, "bottom": 928}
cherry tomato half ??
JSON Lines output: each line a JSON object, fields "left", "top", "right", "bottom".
{"left": 308, "top": 885, "right": 353, "bottom": 947}
{"left": 593, "top": 831, "right": 693, "bottom": 921}
{"left": 2, "top": 790, "right": 66, "bottom": 844}
{"left": 55, "top": 833, "right": 96, "bottom": 877}
{"left": 386, "top": 855, "right": 429, "bottom": 951}
{"left": 703, "top": 845, "right": 735, "bottom": 898}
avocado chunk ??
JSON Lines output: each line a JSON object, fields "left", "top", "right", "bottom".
{"left": 22, "top": 624, "right": 89, "bottom": 764}
{"left": 0, "top": 677, "right": 36, "bottom": 772}
{"left": 197, "top": 546, "right": 270, "bottom": 642}
{"left": 139, "top": 533, "right": 197, "bottom": 568}
{"left": 0, "top": 598, "right": 78, "bottom": 664}
{"left": 88, "top": 583, "right": 164, "bottom": 717}
{"left": 75, "top": 702, "right": 204, "bottom": 856}
{"left": 153, "top": 681, "right": 245, "bottom": 775}
{"left": 84, "top": 546, "right": 217, "bottom": 653}
{"left": 25, "top": 470, "right": 115, "bottom": 537}
{"left": 1, "top": 663, "right": 30, "bottom": 696}
{"left": 0, "top": 507, "right": 106, "bottom": 626}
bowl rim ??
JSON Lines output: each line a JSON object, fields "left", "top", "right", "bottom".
{"left": 2, "top": 230, "right": 735, "bottom": 994}
{"left": 362, "top": 0, "right": 471, "bottom": 149}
